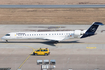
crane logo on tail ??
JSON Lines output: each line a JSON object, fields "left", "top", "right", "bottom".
{"left": 90, "top": 26, "right": 96, "bottom": 32}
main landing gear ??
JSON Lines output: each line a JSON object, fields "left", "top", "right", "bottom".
{"left": 6, "top": 40, "right": 8, "bottom": 43}
{"left": 54, "top": 41, "right": 59, "bottom": 44}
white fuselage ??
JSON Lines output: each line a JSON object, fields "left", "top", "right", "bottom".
{"left": 1, "top": 22, "right": 103, "bottom": 42}
{"left": 1, "top": 30, "right": 84, "bottom": 41}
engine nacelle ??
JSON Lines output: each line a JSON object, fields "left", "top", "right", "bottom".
{"left": 74, "top": 30, "right": 81, "bottom": 36}
{"left": 74, "top": 30, "right": 86, "bottom": 38}
{"left": 81, "top": 30, "right": 87, "bottom": 35}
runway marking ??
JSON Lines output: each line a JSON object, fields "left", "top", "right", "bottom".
{"left": 18, "top": 54, "right": 31, "bottom": 69}
{"left": 18, "top": 45, "right": 50, "bottom": 69}
{"left": 18, "top": 45, "right": 35, "bottom": 69}
{"left": 25, "top": 46, "right": 35, "bottom": 54}
{"left": 55, "top": 26, "right": 60, "bottom": 31}
{"left": 86, "top": 47, "right": 96, "bottom": 49}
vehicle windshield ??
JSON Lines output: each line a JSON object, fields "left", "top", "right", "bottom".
{"left": 36, "top": 50, "right": 40, "bottom": 51}
{"left": 5, "top": 34, "right": 10, "bottom": 36}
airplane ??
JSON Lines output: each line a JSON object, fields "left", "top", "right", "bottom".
{"left": 1, "top": 22, "right": 104, "bottom": 43}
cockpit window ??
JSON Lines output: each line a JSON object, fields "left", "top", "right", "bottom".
{"left": 5, "top": 34, "right": 10, "bottom": 36}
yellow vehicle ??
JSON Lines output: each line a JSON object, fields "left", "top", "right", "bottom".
{"left": 33, "top": 48, "right": 50, "bottom": 56}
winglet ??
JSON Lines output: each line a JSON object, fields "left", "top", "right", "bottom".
{"left": 81, "top": 22, "right": 104, "bottom": 38}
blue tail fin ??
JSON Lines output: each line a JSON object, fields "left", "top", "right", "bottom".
{"left": 81, "top": 22, "right": 104, "bottom": 38}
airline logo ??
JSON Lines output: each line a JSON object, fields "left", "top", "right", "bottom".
{"left": 90, "top": 26, "right": 96, "bottom": 32}
{"left": 16, "top": 33, "right": 26, "bottom": 36}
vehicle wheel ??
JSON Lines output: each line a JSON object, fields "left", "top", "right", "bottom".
{"left": 35, "top": 53, "right": 37, "bottom": 56}
{"left": 45, "top": 53, "right": 48, "bottom": 56}
{"left": 33, "top": 52, "right": 35, "bottom": 55}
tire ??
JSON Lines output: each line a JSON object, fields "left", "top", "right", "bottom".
{"left": 54, "top": 41, "right": 58, "bottom": 44}
{"left": 33, "top": 52, "right": 35, "bottom": 55}
{"left": 45, "top": 53, "right": 48, "bottom": 56}
{"left": 35, "top": 53, "right": 37, "bottom": 56}
{"left": 6, "top": 40, "right": 8, "bottom": 43}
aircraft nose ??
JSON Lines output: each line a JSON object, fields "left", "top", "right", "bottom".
{"left": 1, "top": 36, "right": 5, "bottom": 40}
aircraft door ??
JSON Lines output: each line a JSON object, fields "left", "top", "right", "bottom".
{"left": 10, "top": 33, "right": 16, "bottom": 39}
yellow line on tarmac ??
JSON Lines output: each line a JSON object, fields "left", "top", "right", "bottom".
{"left": 86, "top": 47, "right": 96, "bottom": 49}
{"left": 26, "top": 46, "right": 35, "bottom": 54}
{"left": 18, "top": 45, "right": 35, "bottom": 69}
{"left": 18, "top": 45, "right": 50, "bottom": 69}
{"left": 18, "top": 54, "right": 31, "bottom": 69}
{"left": 55, "top": 26, "right": 60, "bottom": 31}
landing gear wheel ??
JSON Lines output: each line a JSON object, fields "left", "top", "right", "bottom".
{"left": 6, "top": 40, "right": 8, "bottom": 43}
{"left": 54, "top": 41, "right": 59, "bottom": 44}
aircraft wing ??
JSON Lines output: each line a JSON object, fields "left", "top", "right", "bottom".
{"left": 43, "top": 37, "right": 64, "bottom": 41}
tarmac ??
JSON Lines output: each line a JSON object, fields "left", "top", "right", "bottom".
{"left": 0, "top": 24, "right": 105, "bottom": 70}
